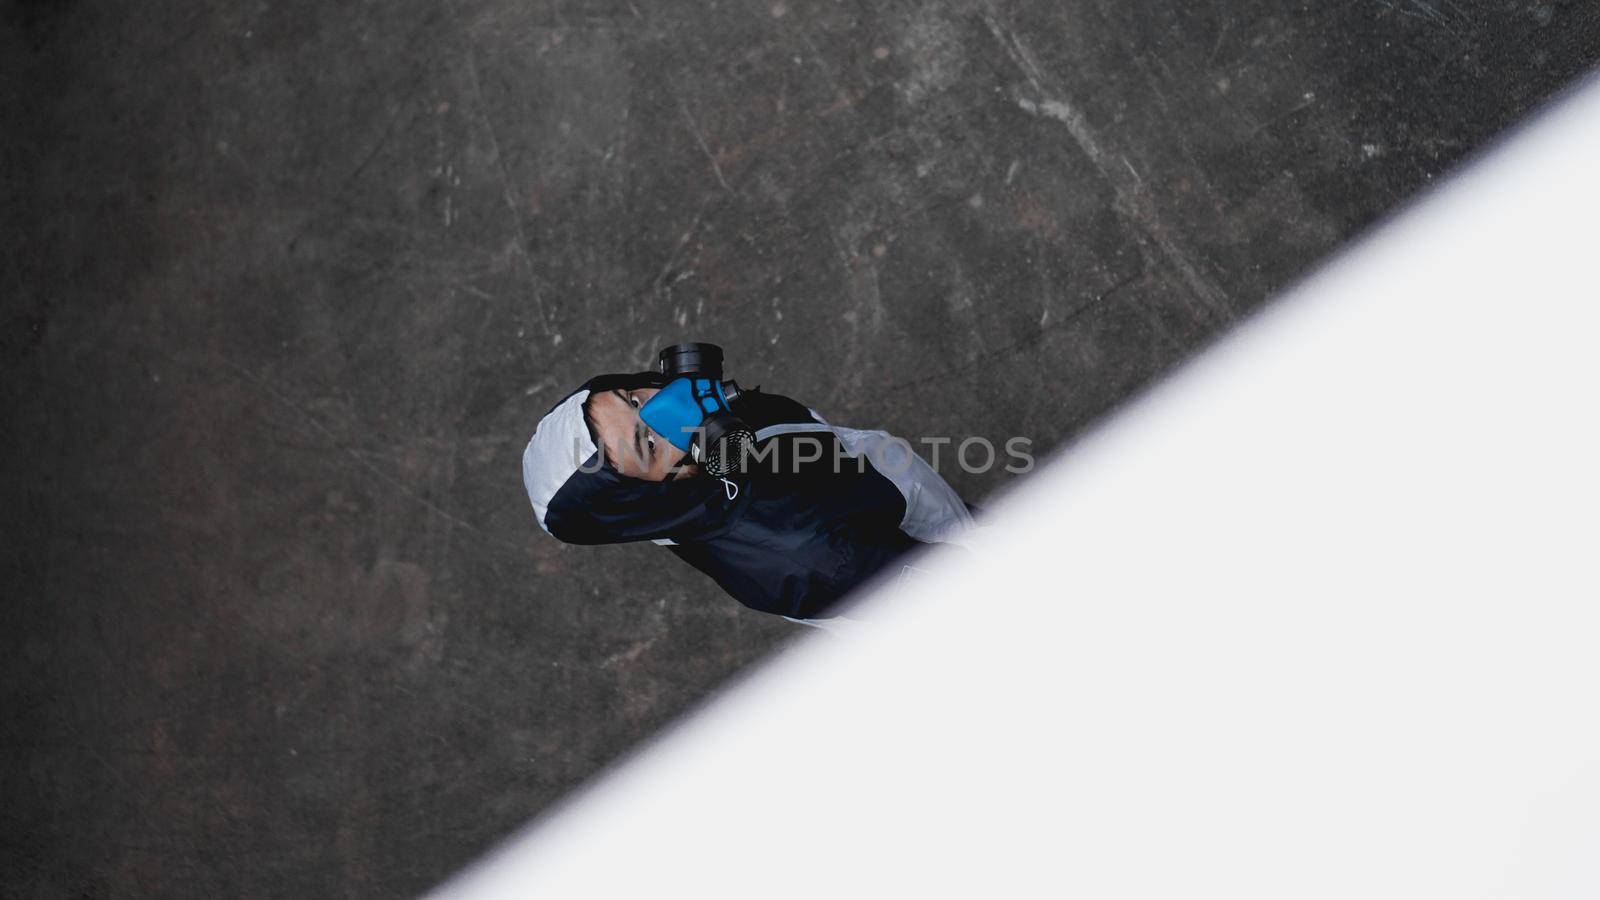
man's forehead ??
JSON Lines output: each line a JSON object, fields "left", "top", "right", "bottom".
{"left": 597, "top": 393, "right": 630, "bottom": 426}
{"left": 588, "top": 390, "right": 632, "bottom": 433}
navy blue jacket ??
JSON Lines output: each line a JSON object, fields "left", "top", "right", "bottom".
{"left": 523, "top": 378, "right": 971, "bottom": 619}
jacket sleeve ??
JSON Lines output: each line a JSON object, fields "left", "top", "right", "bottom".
{"left": 822, "top": 421, "right": 975, "bottom": 544}
{"left": 543, "top": 466, "right": 738, "bottom": 545}
{"left": 666, "top": 514, "right": 917, "bottom": 619}
{"left": 736, "top": 394, "right": 975, "bottom": 544}
{"left": 661, "top": 431, "right": 924, "bottom": 619}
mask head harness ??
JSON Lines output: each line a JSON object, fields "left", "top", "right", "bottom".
{"left": 639, "top": 343, "right": 753, "bottom": 480}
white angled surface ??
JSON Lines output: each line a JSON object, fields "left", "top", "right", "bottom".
{"left": 435, "top": 76, "right": 1600, "bottom": 899}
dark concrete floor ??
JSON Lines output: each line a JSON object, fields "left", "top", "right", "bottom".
{"left": 3, "top": 0, "right": 1596, "bottom": 895}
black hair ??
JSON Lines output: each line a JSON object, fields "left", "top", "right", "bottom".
{"left": 580, "top": 394, "right": 603, "bottom": 452}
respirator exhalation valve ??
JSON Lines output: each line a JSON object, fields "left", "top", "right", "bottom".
{"left": 640, "top": 343, "right": 754, "bottom": 480}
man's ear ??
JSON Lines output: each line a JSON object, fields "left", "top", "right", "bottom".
{"left": 580, "top": 395, "right": 604, "bottom": 448}
{"left": 580, "top": 405, "right": 621, "bottom": 474}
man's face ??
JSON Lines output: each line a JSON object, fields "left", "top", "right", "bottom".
{"left": 587, "top": 387, "right": 690, "bottom": 481}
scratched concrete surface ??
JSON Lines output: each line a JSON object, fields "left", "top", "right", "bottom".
{"left": 3, "top": 0, "right": 1597, "bottom": 895}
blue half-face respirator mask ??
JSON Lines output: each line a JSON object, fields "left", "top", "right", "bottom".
{"left": 638, "top": 343, "right": 755, "bottom": 479}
